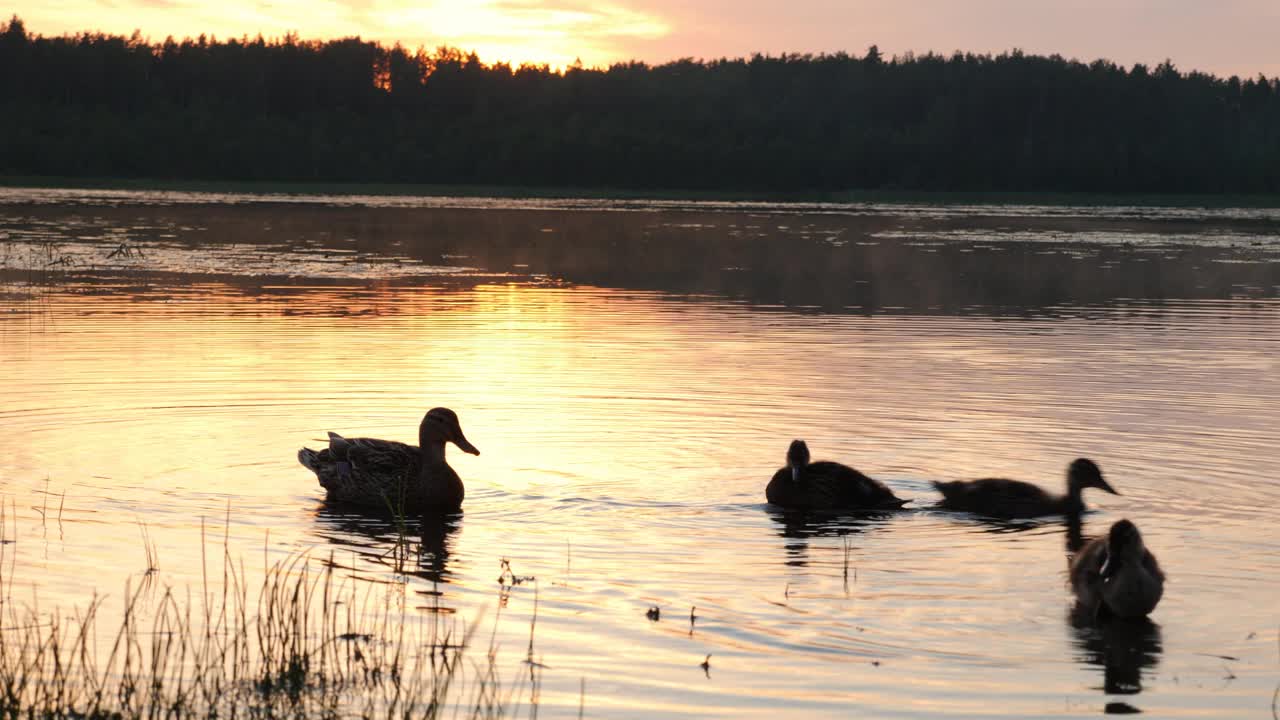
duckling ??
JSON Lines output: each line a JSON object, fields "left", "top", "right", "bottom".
{"left": 932, "top": 458, "right": 1117, "bottom": 519}
{"left": 298, "top": 407, "right": 479, "bottom": 513}
{"left": 766, "top": 439, "right": 909, "bottom": 511}
{"left": 1070, "top": 519, "right": 1165, "bottom": 620}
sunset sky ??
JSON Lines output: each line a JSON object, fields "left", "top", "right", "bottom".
{"left": 12, "top": 0, "right": 1280, "bottom": 77}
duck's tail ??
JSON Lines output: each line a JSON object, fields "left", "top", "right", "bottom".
{"left": 930, "top": 480, "right": 956, "bottom": 499}
{"left": 298, "top": 447, "right": 321, "bottom": 473}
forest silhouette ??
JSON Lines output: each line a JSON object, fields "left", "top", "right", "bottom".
{"left": 3, "top": 16, "right": 1279, "bottom": 193}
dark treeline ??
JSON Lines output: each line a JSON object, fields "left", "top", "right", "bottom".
{"left": 3, "top": 15, "right": 1280, "bottom": 193}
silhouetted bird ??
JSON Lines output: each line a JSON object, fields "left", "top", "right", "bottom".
{"left": 766, "top": 439, "right": 909, "bottom": 511}
{"left": 298, "top": 407, "right": 479, "bottom": 513}
{"left": 1069, "top": 519, "right": 1165, "bottom": 621}
{"left": 932, "top": 458, "right": 1117, "bottom": 519}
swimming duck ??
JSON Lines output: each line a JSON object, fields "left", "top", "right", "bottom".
{"left": 932, "top": 458, "right": 1117, "bottom": 519}
{"left": 766, "top": 439, "right": 909, "bottom": 511}
{"left": 298, "top": 407, "right": 479, "bottom": 513}
{"left": 1069, "top": 518, "right": 1165, "bottom": 620}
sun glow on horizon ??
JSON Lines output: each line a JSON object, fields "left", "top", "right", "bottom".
{"left": 7, "top": 0, "right": 1280, "bottom": 77}
{"left": 10, "top": 0, "right": 670, "bottom": 70}
{"left": 383, "top": 1, "right": 669, "bottom": 69}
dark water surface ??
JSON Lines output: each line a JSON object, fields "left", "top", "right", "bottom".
{"left": 1, "top": 188, "right": 1278, "bottom": 718}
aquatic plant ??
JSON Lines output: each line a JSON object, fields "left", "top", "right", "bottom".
{"left": 0, "top": 523, "right": 537, "bottom": 720}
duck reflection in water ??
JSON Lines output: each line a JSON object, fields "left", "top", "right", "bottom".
{"left": 766, "top": 508, "right": 892, "bottom": 568}
{"left": 1069, "top": 613, "right": 1163, "bottom": 701}
{"left": 311, "top": 502, "right": 460, "bottom": 585}
{"left": 927, "top": 506, "right": 1087, "bottom": 555}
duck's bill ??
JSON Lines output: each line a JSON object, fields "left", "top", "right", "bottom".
{"left": 791, "top": 466, "right": 801, "bottom": 482}
{"left": 453, "top": 432, "right": 481, "bottom": 456}
{"left": 1099, "top": 478, "right": 1120, "bottom": 495}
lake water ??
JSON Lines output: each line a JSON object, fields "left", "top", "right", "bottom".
{"left": 1, "top": 187, "right": 1278, "bottom": 718}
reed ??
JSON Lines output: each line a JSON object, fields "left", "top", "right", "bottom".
{"left": 0, "top": 531, "right": 531, "bottom": 720}
{"left": 1272, "top": 624, "right": 1278, "bottom": 720}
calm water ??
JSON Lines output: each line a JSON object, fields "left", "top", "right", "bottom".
{"left": 1, "top": 188, "right": 1278, "bottom": 718}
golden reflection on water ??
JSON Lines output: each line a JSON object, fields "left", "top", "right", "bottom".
{"left": 2, "top": 275, "right": 1280, "bottom": 717}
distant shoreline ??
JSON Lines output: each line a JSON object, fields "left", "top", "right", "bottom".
{"left": 7, "top": 19, "right": 1280, "bottom": 197}
{"left": 4, "top": 176, "right": 1280, "bottom": 209}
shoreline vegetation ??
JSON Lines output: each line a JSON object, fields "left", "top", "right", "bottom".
{"left": 0, "top": 515, "right": 540, "bottom": 719}
{"left": 3, "top": 16, "right": 1280, "bottom": 196}
{"left": 5, "top": 176, "right": 1280, "bottom": 209}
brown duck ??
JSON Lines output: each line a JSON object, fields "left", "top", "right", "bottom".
{"left": 298, "top": 407, "right": 479, "bottom": 513}
{"left": 1069, "top": 518, "right": 1165, "bottom": 620}
{"left": 766, "top": 439, "right": 909, "bottom": 511}
{"left": 932, "top": 458, "right": 1117, "bottom": 519}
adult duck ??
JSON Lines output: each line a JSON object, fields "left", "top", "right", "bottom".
{"left": 298, "top": 407, "right": 479, "bottom": 513}
{"left": 932, "top": 458, "right": 1117, "bottom": 519}
{"left": 766, "top": 439, "right": 909, "bottom": 511}
{"left": 1069, "top": 518, "right": 1165, "bottom": 620}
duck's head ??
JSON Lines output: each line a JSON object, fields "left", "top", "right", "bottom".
{"left": 1100, "top": 518, "right": 1144, "bottom": 580}
{"left": 420, "top": 407, "right": 480, "bottom": 455}
{"left": 1068, "top": 458, "right": 1117, "bottom": 495}
{"left": 786, "top": 439, "right": 810, "bottom": 482}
